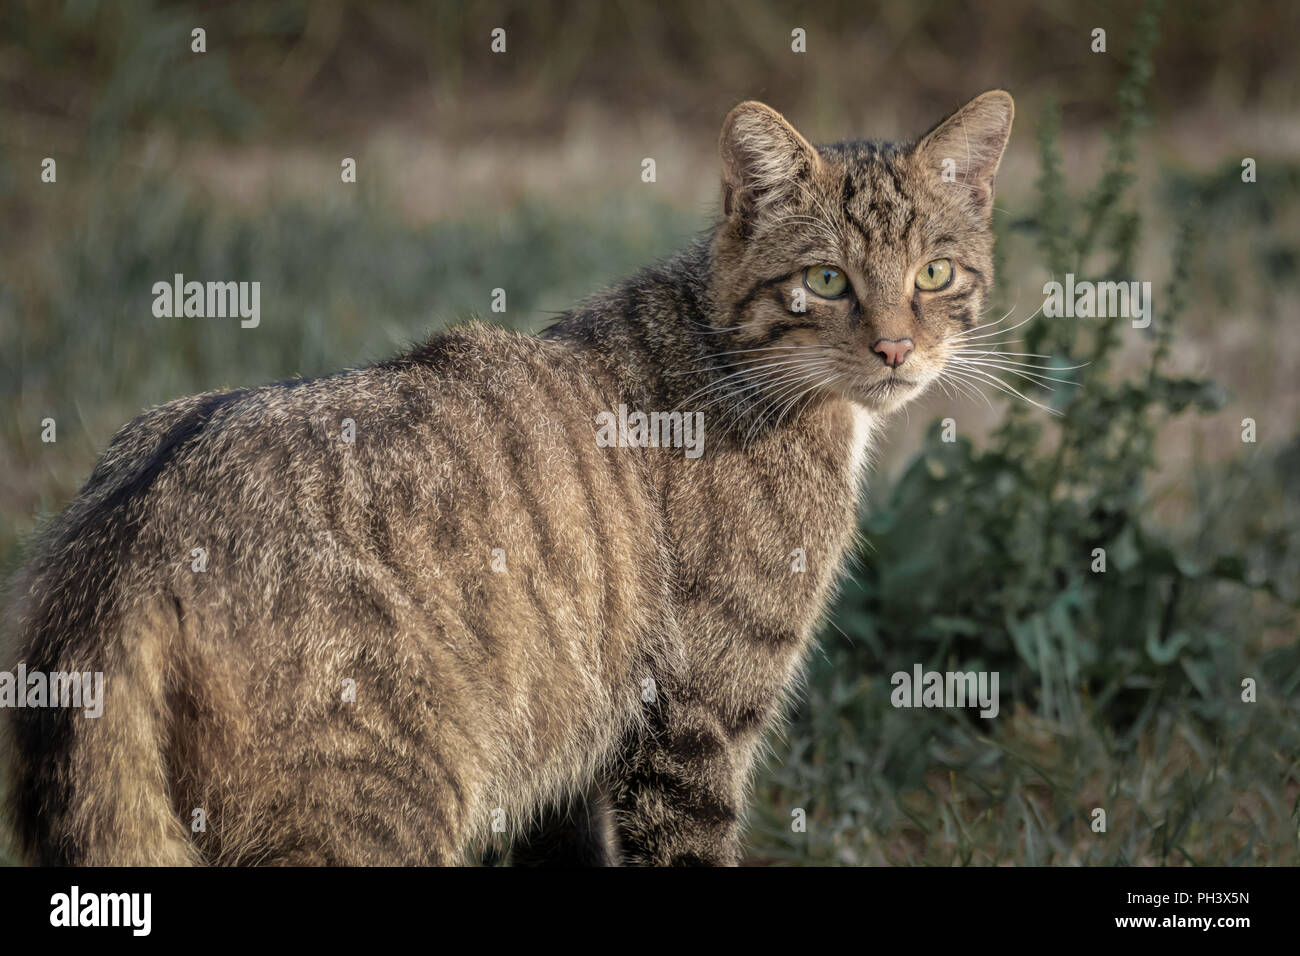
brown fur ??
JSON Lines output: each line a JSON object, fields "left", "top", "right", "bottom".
{"left": 1, "top": 92, "right": 1012, "bottom": 865}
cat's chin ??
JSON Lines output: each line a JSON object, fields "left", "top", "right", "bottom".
{"left": 844, "top": 374, "right": 926, "bottom": 412}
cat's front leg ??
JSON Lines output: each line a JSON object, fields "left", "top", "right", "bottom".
{"left": 609, "top": 694, "right": 752, "bottom": 866}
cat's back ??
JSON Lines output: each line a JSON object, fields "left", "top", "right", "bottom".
{"left": 14, "top": 320, "right": 669, "bottom": 728}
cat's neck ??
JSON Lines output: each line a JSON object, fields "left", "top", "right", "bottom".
{"left": 542, "top": 237, "right": 712, "bottom": 406}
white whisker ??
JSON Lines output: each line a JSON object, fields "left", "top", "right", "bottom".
{"left": 947, "top": 366, "right": 1061, "bottom": 416}
{"left": 950, "top": 360, "right": 1077, "bottom": 388}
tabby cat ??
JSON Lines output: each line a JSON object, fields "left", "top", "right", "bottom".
{"left": 1, "top": 91, "right": 1013, "bottom": 865}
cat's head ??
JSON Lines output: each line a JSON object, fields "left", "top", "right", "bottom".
{"left": 708, "top": 91, "right": 1013, "bottom": 415}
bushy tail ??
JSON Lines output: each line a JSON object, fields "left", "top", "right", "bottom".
{"left": 2, "top": 393, "right": 247, "bottom": 865}
{"left": 3, "top": 585, "right": 200, "bottom": 865}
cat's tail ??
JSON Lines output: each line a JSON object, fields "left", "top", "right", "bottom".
{"left": 2, "top": 572, "right": 201, "bottom": 866}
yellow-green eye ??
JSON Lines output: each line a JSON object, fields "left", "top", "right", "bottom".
{"left": 804, "top": 265, "right": 848, "bottom": 298}
{"left": 915, "top": 258, "right": 953, "bottom": 291}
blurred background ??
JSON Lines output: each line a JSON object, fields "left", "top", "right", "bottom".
{"left": 1, "top": 0, "right": 1297, "bottom": 865}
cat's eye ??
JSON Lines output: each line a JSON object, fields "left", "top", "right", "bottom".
{"left": 804, "top": 265, "right": 848, "bottom": 299}
{"left": 915, "top": 258, "right": 953, "bottom": 291}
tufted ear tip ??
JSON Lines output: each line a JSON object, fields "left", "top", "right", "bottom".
{"left": 973, "top": 90, "right": 1015, "bottom": 124}
{"left": 720, "top": 100, "right": 785, "bottom": 133}
{"left": 718, "top": 102, "right": 821, "bottom": 227}
{"left": 916, "top": 91, "right": 1015, "bottom": 210}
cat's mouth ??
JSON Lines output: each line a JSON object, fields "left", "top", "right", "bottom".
{"left": 865, "top": 374, "right": 917, "bottom": 393}
{"left": 849, "top": 371, "right": 924, "bottom": 409}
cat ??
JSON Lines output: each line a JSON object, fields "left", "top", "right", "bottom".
{"left": 1, "top": 90, "right": 1013, "bottom": 866}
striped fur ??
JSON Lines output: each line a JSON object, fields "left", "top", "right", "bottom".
{"left": 1, "top": 92, "right": 1012, "bottom": 865}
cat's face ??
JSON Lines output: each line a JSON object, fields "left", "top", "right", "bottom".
{"left": 709, "top": 92, "right": 1013, "bottom": 416}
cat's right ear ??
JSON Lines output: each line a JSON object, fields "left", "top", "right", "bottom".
{"left": 719, "top": 102, "right": 821, "bottom": 232}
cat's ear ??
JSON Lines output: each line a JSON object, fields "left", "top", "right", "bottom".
{"left": 719, "top": 101, "right": 821, "bottom": 231}
{"left": 915, "top": 90, "right": 1014, "bottom": 214}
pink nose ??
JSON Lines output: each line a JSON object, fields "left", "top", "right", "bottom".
{"left": 872, "top": 337, "right": 915, "bottom": 368}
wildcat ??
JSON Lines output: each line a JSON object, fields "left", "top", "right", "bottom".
{"left": 1, "top": 91, "right": 1013, "bottom": 865}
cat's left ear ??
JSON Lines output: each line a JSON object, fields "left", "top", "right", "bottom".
{"left": 915, "top": 90, "right": 1014, "bottom": 214}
